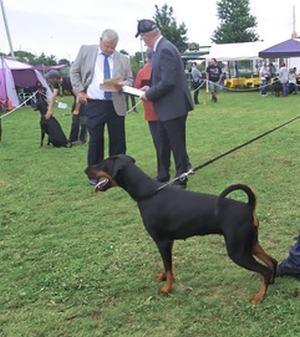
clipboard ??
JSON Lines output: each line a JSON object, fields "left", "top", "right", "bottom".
{"left": 99, "top": 78, "right": 121, "bottom": 92}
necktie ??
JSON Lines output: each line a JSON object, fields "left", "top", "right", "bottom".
{"left": 103, "top": 54, "right": 112, "bottom": 100}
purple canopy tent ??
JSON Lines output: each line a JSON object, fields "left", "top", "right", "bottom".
{"left": 33, "top": 63, "right": 68, "bottom": 73}
{"left": 0, "top": 56, "right": 52, "bottom": 108}
{"left": 258, "top": 39, "right": 300, "bottom": 58}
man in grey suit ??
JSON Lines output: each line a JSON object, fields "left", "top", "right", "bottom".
{"left": 70, "top": 29, "right": 133, "bottom": 184}
{"left": 136, "top": 20, "right": 193, "bottom": 188}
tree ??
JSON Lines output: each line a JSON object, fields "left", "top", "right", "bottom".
{"left": 10, "top": 50, "right": 57, "bottom": 65}
{"left": 211, "top": 0, "right": 259, "bottom": 43}
{"left": 34, "top": 52, "right": 57, "bottom": 65}
{"left": 14, "top": 50, "right": 36, "bottom": 64}
{"left": 130, "top": 51, "right": 144, "bottom": 74}
{"left": 187, "top": 42, "right": 200, "bottom": 51}
{"left": 153, "top": 4, "right": 188, "bottom": 52}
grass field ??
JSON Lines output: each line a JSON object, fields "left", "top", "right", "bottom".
{"left": 1, "top": 91, "right": 300, "bottom": 337}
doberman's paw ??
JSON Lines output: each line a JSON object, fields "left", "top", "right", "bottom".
{"left": 159, "top": 286, "right": 172, "bottom": 295}
{"left": 156, "top": 272, "right": 167, "bottom": 282}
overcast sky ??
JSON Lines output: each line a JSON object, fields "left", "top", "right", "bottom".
{"left": 0, "top": 0, "right": 299, "bottom": 61}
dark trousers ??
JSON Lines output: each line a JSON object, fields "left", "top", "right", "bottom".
{"left": 69, "top": 105, "right": 87, "bottom": 142}
{"left": 85, "top": 100, "right": 126, "bottom": 166}
{"left": 156, "top": 115, "right": 189, "bottom": 180}
{"left": 148, "top": 121, "right": 170, "bottom": 181}
{"left": 192, "top": 81, "right": 200, "bottom": 104}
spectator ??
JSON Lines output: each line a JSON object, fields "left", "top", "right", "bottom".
{"left": 206, "top": 58, "right": 222, "bottom": 102}
{"left": 259, "top": 63, "right": 270, "bottom": 96}
{"left": 191, "top": 62, "right": 202, "bottom": 105}
{"left": 269, "top": 62, "right": 277, "bottom": 78}
{"left": 288, "top": 67, "right": 298, "bottom": 94}
{"left": 136, "top": 19, "right": 193, "bottom": 188}
{"left": 70, "top": 29, "right": 133, "bottom": 185}
{"left": 279, "top": 63, "right": 289, "bottom": 97}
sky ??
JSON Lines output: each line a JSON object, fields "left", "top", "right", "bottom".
{"left": 0, "top": 0, "right": 299, "bottom": 62}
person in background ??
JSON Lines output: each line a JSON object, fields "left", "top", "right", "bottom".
{"left": 191, "top": 62, "right": 202, "bottom": 105}
{"left": 46, "top": 70, "right": 87, "bottom": 145}
{"left": 268, "top": 62, "right": 277, "bottom": 79}
{"left": 278, "top": 62, "right": 289, "bottom": 97}
{"left": 136, "top": 19, "right": 193, "bottom": 189}
{"left": 70, "top": 29, "right": 133, "bottom": 185}
{"left": 259, "top": 63, "right": 270, "bottom": 96}
{"left": 206, "top": 58, "right": 222, "bottom": 102}
{"left": 288, "top": 67, "right": 298, "bottom": 94}
{"left": 135, "top": 47, "right": 170, "bottom": 177}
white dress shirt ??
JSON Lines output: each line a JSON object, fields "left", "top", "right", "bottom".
{"left": 87, "top": 47, "right": 114, "bottom": 100}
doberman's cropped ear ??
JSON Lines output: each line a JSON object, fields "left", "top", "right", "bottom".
{"left": 109, "top": 154, "right": 135, "bottom": 178}
{"left": 85, "top": 154, "right": 135, "bottom": 180}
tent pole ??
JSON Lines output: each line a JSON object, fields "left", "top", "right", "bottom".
{"left": 0, "top": 0, "right": 15, "bottom": 57}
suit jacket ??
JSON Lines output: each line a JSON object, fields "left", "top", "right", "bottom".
{"left": 70, "top": 45, "right": 133, "bottom": 116}
{"left": 146, "top": 37, "right": 193, "bottom": 121}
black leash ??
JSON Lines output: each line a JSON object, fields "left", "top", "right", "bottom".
{"left": 156, "top": 114, "right": 300, "bottom": 192}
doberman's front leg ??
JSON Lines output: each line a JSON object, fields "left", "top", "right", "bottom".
{"left": 40, "top": 128, "right": 45, "bottom": 147}
{"left": 155, "top": 239, "right": 175, "bottom": 295}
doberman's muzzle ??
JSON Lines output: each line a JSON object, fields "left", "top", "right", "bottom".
{"left": 94, "top": 177, "right": 111, "bottom": 192}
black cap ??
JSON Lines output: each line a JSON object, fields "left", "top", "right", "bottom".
{"left": 135, "top": 19, "right": 157, "bottom": 38}
{"left": 45, "top": 69, "right": 60, "bottom": 80}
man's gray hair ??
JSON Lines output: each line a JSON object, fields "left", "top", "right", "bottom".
{"left": 101, "top": 29, "right": 119, "bottom": 46}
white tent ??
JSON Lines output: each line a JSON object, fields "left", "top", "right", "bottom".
{"left": 206, "top": 41, "right": 270, "bottom": 61}
{"left": 0, "top": 57, "right": 52, "bottom": 109}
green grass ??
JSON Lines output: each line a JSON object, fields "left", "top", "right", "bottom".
{"left": 1, "top": 91, "right": 300, "bottom": 337}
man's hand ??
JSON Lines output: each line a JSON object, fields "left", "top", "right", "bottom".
{"left": 73, "top": 110, "right": 80, "bottom": 116}
{"left": 113, "top": 81, "right": 124, "bottom": 92}
{"left": 78, "top": 91, "right": 88, "bottom": 104}
{"left": 140, "top": 85, "right": 150, "bottom": 101}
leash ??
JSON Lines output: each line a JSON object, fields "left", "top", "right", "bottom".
{"left": 156, "top": 114, "right": 300, "bottom": 192}
{"left": 0, "top": 91, "right": 38, "bottom": 120}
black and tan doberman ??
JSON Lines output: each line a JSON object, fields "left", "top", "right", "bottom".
{"left": 85, "top": 154, "right": 277, "bottom": 304}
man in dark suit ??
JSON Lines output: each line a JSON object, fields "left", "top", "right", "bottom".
{"left": 70, "top": 29, "right": 133, "bottom": 185}
{"left": 136, "top": 19, "right": 193, "bottom": 188}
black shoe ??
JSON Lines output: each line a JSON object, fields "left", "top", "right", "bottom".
{"left": 173, "top": 177, "right": 187, "bottom": 189}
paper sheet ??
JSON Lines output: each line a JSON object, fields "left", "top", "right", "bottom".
{"left": 100, "top": 78, "right": 144, "bottom": 97}
{"left": 57, "top": 102, "right": 68, "bottom": 109}
{"left": 122, "top": 85, "right": 144, "bottom": 97}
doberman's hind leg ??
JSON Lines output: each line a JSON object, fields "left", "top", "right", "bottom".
{"left": 225, "top": 234, "right": 273, "bottom": 304}
{"left": 253, "top": 241, "right": 278, "bottom": 284}
{"left": 232, "top": 252, "right": 272, "bottom": 304}
{"left": 155, "top": 239, "right": 175, "bottom": 294}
